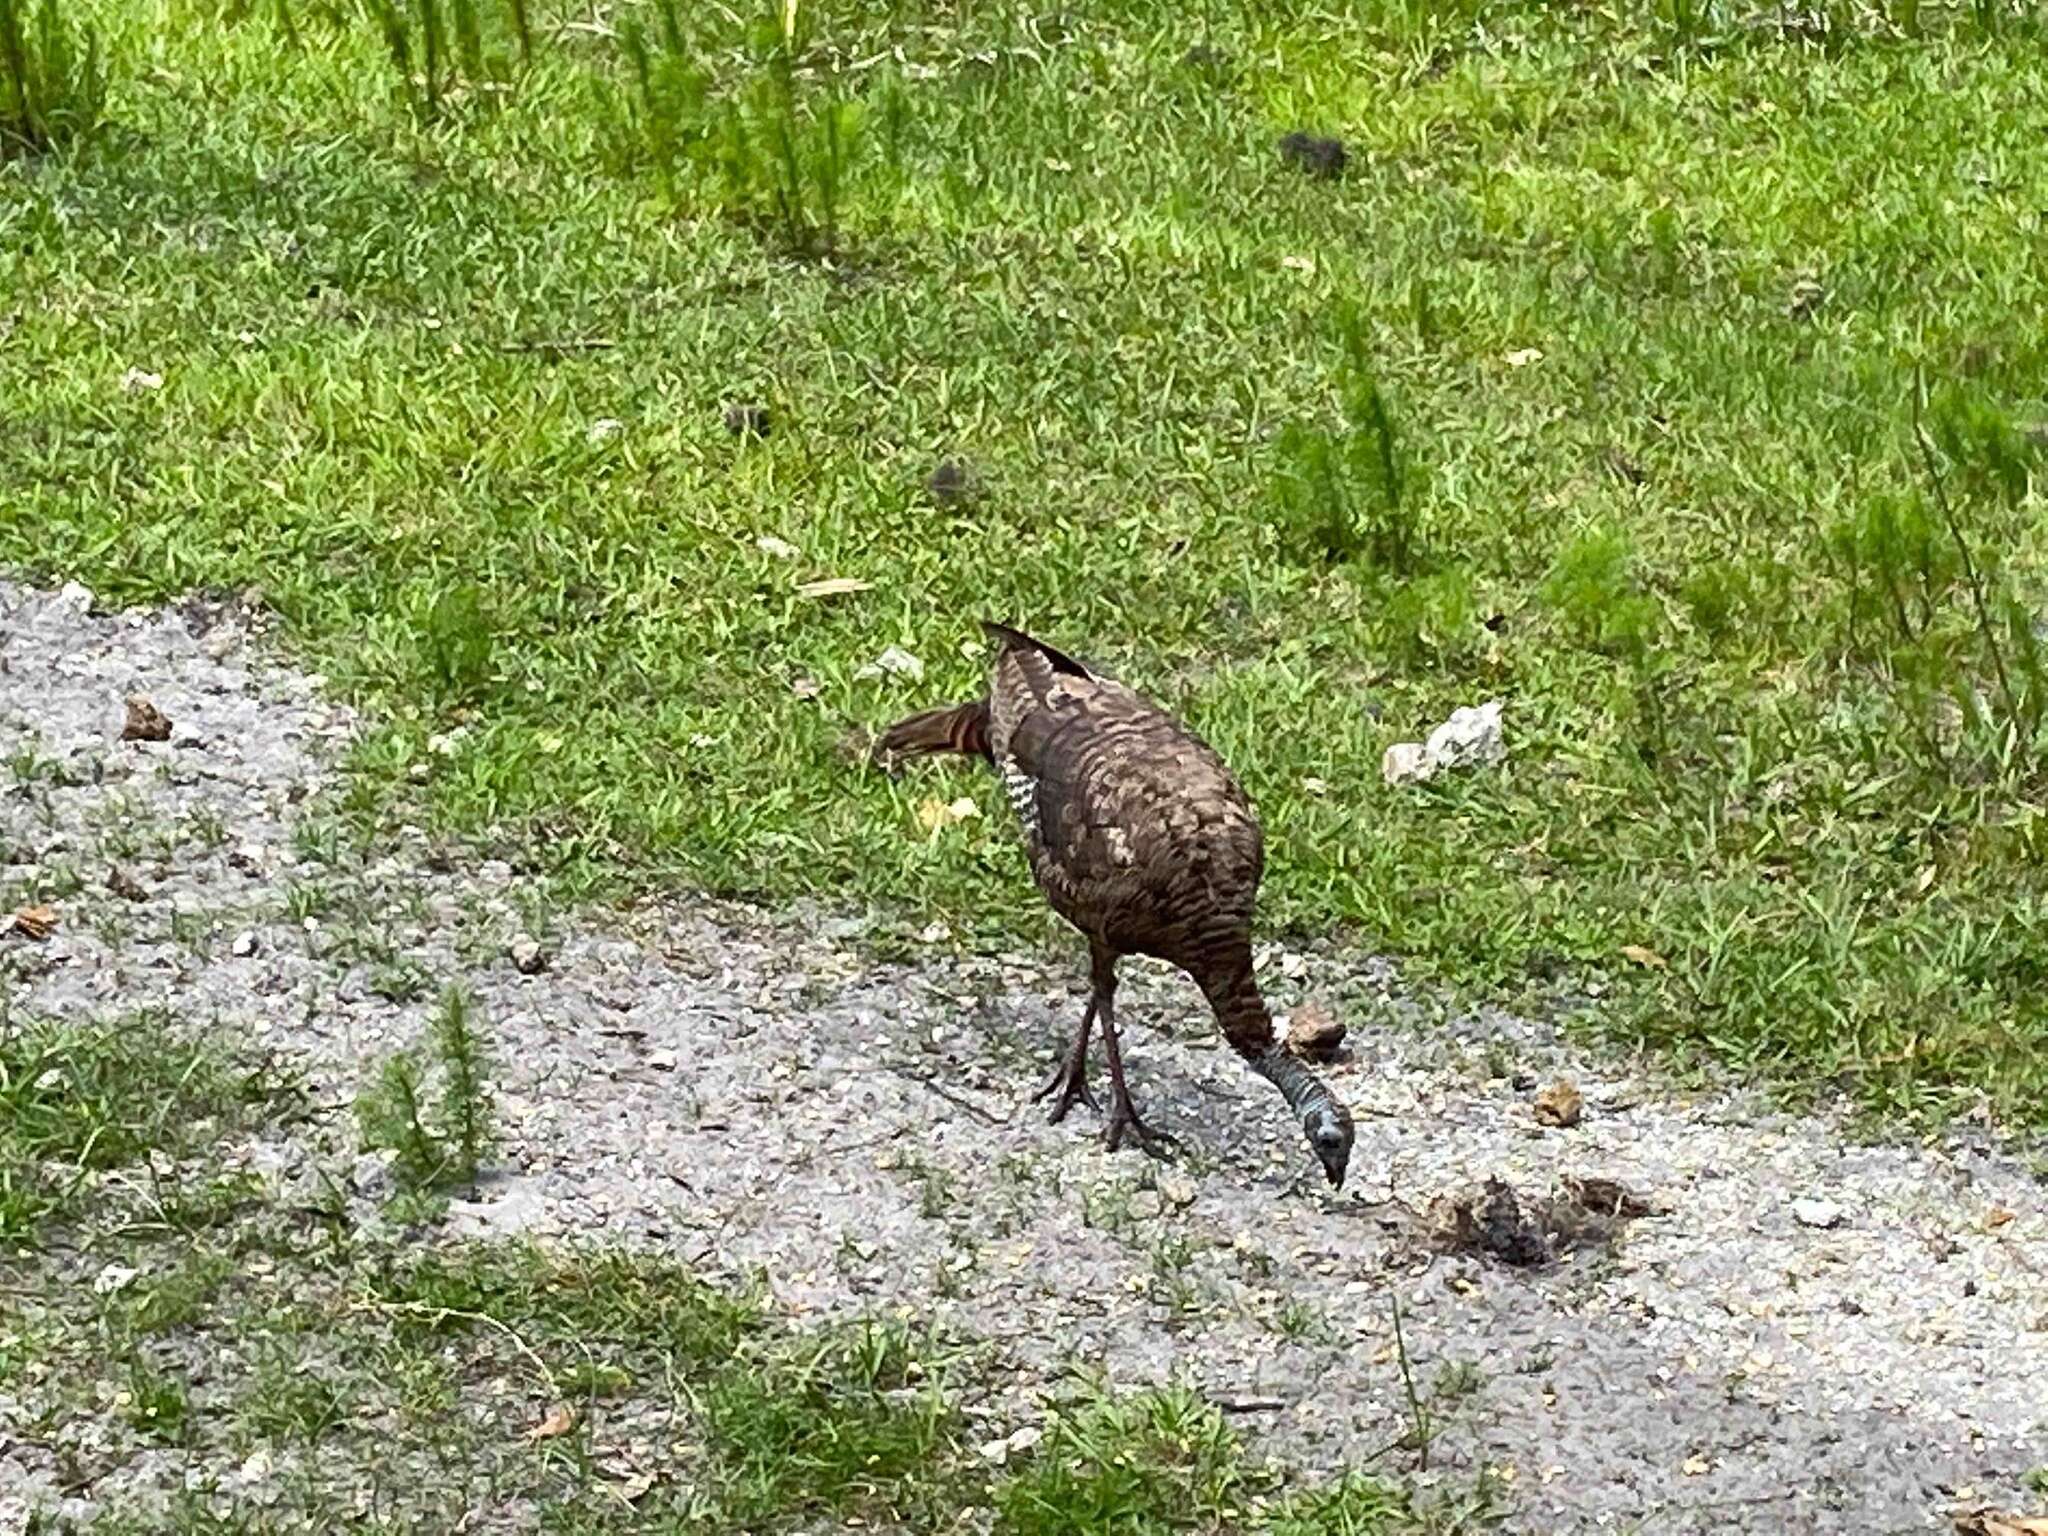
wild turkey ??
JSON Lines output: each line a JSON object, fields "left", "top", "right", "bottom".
{"left": 877, "top": 623, "right": 1354, "bottom": 1188}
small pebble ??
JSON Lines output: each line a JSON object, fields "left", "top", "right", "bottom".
{"left": 1792, "top": 1198, "right": 1845, "bottom": 1230}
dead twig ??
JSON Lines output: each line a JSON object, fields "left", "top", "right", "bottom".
{"left": 1912, "top": 369, "right": 2024, "bottom": 734}
{"left": 501, "top": 336, "right": 618, "bottom": 356}
{"left": 1216, "top": 1394, "right": 1287, "bottom": 1414}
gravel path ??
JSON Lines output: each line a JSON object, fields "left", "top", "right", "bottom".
{"left": 3, "top": 576, "right": 2045, "bottom": 1532}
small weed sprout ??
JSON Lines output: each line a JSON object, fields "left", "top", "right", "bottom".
{"left": 1543, "top": 522, "right": 1672, "bottom": 759}
{"left": 357, "top": 985, "right": 496, "bottom": 1198}
{"left": 421, "top": 583, "right": 495, "bottom": 703}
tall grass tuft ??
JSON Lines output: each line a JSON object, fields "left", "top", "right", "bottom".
{"left": 368, "top": 0, "right": 531, "bottom": 117}
{"left": 0, "top": 0, "right": 106, "bottom": 154}
{"left": 356, "top": 986, "right": 496, "bottom": 1200}
{"left": 1273, "top": 305, "right": 1423, "bottom": 570}
{"left": 612, "top": 0, "right": 870, "bottom": 255}
{"left": 1826, "top": 380, "right": 2046, "bottom": 784}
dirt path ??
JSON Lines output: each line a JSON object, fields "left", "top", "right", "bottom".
{"left": 3, "top": 577, "right": 2045, "bottom": 1532}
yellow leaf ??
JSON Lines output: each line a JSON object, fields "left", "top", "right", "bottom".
{"left": 1618, "top": 944, "right": 1667, "bottom": 970}
{"left": 914, "top": 797, "right": 980, "bottom": 834}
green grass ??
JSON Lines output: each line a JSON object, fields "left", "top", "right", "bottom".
{"left": 0, "top": 1009, "right": 279, "bottom": 1241}
{"left": 6, "top": 0, "right": 2048, "bottom": 1129}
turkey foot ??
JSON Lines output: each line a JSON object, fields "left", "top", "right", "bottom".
{"left": 1103, "top": 1092, "right": 1177, "bottom": 1158}
{"left": 1096, "top": 984, "right": 1176, "bottom": 1157}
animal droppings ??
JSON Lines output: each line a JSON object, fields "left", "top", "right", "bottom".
{"left": 122, "top": 694, "right": 172, "bottom": 742}
{"left": 1279, "top": 131, "right": 1347, "bottom": 179}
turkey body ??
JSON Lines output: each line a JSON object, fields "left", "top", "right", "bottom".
{"left": 879, "top": 624, "right": 1354, "bottom": 1187}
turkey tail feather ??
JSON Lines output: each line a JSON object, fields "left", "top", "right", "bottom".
{"left": 981, "top": 621, "right": 1090, "bottom": 678}
{"left": 876, "top": 699, "right": 993, "bottom": 762}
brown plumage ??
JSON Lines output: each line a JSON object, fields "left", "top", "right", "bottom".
{"left": 878, "top": 623, "right": 1354, "bottom": 1188}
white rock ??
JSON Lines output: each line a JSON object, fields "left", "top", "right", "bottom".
{"left": 756, "top": 535, "right": 799, "bottom": 559}
{"left": 92, "top": 1262, "right": 140, "bottom": 1295}
{"left": 1381, "top": 740, "right": 1435, "bottom": 786}
{"left": 120, "top": 367, "right": 164, "bottom": 393}
{"left": 231, "top": 931, "right": 258, "bottom": 957}
{"left": 1383, "top": 699, "right": 1506, "bottom": 786}
{"left": 1792, "top": 1198, "right": 1845, "bottom": 1230}
{"left": 856, "top": 646, "right": 925, "bottom": 682}
{"left": 587, "top": 417, "right": 624, "bottom": 443}
{"left": 1424, "top": 699, "right": 1506, "bottom": 771}
{"left": 646, "top": 1048, "right": 678, "bottom": 1071}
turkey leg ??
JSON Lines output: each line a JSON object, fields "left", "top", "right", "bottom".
{"left": 1090, "top": 951, "right": 1174, "bottom": 1156}
{"left": 1032, "top": 995, "right": 1098, "bottom": 1123}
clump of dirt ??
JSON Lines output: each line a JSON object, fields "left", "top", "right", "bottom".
{"left": 1433, "top": 1177, "right": 1552, "bottom": 1268}
{"left": 723, "top": 400, "right": 771, "bottom": 438}
{"left": 1431, "top": 1174, "right": 1662, "bottom": 1267}
{"left": 927, "top": 459, "right": 977, "bottom": 509}
{"left": 1532, "top": 1077, "right": 1583, "bottom": 1127}
{"left": 120, "top": 694, "right": 171, "bottom": 742}
{"left": 1278, "top": 131, "right": 1347, "bottom": 179}
{"left": 1283, "top": 998, "right": 1346, "bottom": 1062}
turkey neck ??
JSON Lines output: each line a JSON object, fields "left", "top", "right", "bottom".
{"left": 1198, "top": 959, "right": 1340, "bottom": 1121}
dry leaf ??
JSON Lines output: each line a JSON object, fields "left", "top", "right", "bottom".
{"left": 915, "top": 797, "right": 980, "bottom": 834}
{"left": 1532, "top": 1079, "right": 1583, "bottom": 1128}
{"left": 1618, "top": 944, "right": 1668, "bottom": 971}
{"left": 608, "top": 1471, "right": 656, "bottom": 1503}
{"left": 526, "top": 1404, "right": 576, "bottom": 1442}
{"left": 1955, "top": 1512, "right": 2048, "bottom": 1536}
{"left": 122, "top": 694, "right": 173, "bottom": 743}
{"left": 1505, "top": 347, "right": 1544, "bottom": 368}
{"left": 1283, "top": 999, "right": 1346, "bottom": 1062}
{"left": 795, "top": 577, "right": 872, "bottom": 599}
{"left": 1986, "top": 1206, "right": 2017, "bottom": 1230}
{"left": 11, "top": 905, "right": 57, "bottom": 941}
